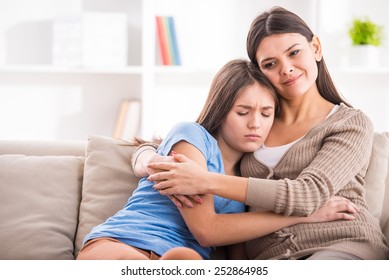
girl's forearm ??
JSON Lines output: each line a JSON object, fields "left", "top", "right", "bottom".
{"left": 196, "top": 211, "right": 306, "bottom": 247}
{"left": 207, "top": 172, "right": 249, "bottom": 203}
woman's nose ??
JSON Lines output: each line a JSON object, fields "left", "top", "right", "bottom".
{"left": 281, "top": 62, "right": 294, "bottom": 75}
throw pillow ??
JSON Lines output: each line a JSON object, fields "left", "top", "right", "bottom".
{"left": 75, "top": 134, "right": 139, "bottom": 256}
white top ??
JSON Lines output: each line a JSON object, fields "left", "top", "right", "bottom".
{"left": 254, "top": 105, "right": 340, "bottom": 168}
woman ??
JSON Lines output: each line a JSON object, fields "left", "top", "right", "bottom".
{"left": 135, "top": 7, "right": 389, "bottom": 259}
{"left": 77, "top": 59, "right": 355, "bottom": 260}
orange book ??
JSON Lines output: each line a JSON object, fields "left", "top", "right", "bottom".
{"left": 155, "top": 16, "right": 172, "bottom": 65}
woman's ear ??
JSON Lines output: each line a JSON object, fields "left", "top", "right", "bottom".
{"left": 312, "top": 35, "right": 323, "bottom": 62}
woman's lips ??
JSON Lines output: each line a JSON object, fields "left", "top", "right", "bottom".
{"left": 283, "top": 74, "right": 301, "bottom": 86}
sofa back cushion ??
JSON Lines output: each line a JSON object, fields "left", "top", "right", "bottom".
{"left": 0, "top": 155, "right": 83, "bottom": 260}
{"left": 376, "top": 132, "right": 389, "bottom": 241}
{"left": 364, "top": 132, "right": 389, "bottom": 221}
{"left": 75, "top": 135, "right": 139, "bottom": 256}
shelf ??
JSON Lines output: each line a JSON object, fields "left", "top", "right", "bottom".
{"left": 332, "top": 67, "right": 389, "bottom": 75}
{"left": 0, "top": 65, "right": 143, "bottom": 75}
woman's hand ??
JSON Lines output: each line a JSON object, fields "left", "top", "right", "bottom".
{"left": 306, "top": 196, "right": 360, "bottom": 223}
{"left": 148, "top": 153, "right": 203, "bottom": 208}
{"left": 148, "top": 152, "right": 211, "bottom": 195}
{"left": 146, "top": 153, "right": 175, "bottom": 175}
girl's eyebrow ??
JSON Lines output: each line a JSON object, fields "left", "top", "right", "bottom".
{"left": 236, "top": 104, "right": 274, "bottom": 110}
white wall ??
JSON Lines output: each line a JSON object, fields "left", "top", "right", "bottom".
{"left": 0, "top": 0, "right": 388, "bottom": 140}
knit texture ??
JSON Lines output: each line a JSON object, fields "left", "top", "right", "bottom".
{"left": 241, "top": 103, "right": 389, "bottom": 259}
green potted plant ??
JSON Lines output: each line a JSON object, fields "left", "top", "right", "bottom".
{"left": 349, "top": 17, "right": 384, "bottom": 46}
{"left": 348, "top": 17, "right": 384, "bottom": 68}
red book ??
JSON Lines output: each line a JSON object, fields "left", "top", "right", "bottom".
{"left": 155, "top": 16, "right": 172, "bottom": 65}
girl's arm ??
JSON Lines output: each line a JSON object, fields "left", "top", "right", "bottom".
{"left": 171, "top": 141, "right": 359, "bottom": 247}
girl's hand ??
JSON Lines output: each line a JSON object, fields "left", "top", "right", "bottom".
{"left": 148, "top": 153, "right": 210, "bottom": 195}
{"left": 306, "top": 196, "right": 360, "bottom": 223}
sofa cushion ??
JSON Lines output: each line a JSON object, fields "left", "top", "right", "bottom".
{"left": 364, "top": 132, "right": 389, "bottom": 225}
{"left": 0, "top": 155, "right": 83, "bottom": 260}
{"left": 377, "top": 132, "right": 389, "bottom": 241}
{"left": 75, "top": 134, "right": 139, "bottom": 257}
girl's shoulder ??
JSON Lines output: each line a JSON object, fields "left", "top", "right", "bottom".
{"left": 159, "top": 122, "right": 218, "bottom": 157}
{"left": 167, "top": 122, "right": 213, "bottom": 142}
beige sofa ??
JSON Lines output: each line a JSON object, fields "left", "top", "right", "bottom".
{"left": 1, "top": 133, "right": 389, "bottom": 260}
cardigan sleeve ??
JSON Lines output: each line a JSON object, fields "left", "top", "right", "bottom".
{"left": 244, "top": 108, "right": 374, "bottom": 216}
{"left": 130, "top": 143, "right": 159, "bottom": 177}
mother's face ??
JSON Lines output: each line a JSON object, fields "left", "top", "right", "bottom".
{"left": 255, "top": 33, "right": 322, "bottom": 100}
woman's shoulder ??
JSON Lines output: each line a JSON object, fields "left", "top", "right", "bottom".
{"left": 311, "top": 103, "right": 374, "bottom": 145}
{"left": 333, "top": 103, "right": 373, "bottom": 130}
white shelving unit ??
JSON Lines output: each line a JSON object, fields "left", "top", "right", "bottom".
{"left": 0, "top": 0, "right": 388, "bottom": 140}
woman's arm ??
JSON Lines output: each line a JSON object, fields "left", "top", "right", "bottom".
{"left": 149, "top": 153, "right": 248, "bottom": 202}
{"left": 149, "top": 111, "right": 375, "bottom": 215}
{"left": 131, "top": 144, "right": 158, "bottom": 177}
{"left": 171, "top": 141, "right": 359, "bottom": 247}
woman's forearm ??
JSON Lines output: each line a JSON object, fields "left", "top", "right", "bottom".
{"left": 131, "top": 146, "right": 157, "bottom": 177}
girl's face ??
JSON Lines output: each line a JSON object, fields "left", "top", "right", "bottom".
{"left": 218, "top": 82, "right": 275, "bottom": 155}
{"left": 255, "top": 33, "right": 322, "bottom": 101}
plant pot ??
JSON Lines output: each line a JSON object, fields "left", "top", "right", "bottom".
{"left": 349, "top": 45, "right": 380, "bottom": 68}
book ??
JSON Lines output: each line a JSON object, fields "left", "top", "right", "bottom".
{"left": 155, "top": 15, "right": 172, "bottom": 65}
{"left": 155, "top": 15, "right": 181, "bottom": 66}
{"left": 167, "top": 16, "right": 181, "bottom": 65}
{"left": 113, "top": 99, "right": 141, "bottom": 140}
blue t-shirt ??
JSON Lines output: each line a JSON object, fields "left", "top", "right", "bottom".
{"left": 83, "top": 122, "right": 245, "bottom": 259}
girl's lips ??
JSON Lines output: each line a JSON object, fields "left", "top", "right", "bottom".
{"left": 245, "top": 134, "right": 261, "bottom": 141}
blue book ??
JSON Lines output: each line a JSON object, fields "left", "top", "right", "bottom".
{"left": 167, "top": 16, "right": 181, "bottom": 65}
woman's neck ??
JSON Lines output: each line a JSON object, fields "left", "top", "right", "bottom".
{"left": 279, "top": 92, "right": 334, "bottom": 126}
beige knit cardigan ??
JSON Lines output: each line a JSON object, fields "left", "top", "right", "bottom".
{"left": 240, "top": 103, "right": 389, "bottom": 259}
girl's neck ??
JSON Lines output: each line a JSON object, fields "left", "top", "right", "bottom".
{"left": 216, "top": 137, "right": 243, "bottom": 176}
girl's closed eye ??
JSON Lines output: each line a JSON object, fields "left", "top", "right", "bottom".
{"left": 237, "top": 111, "right": 249, "bottom": 116}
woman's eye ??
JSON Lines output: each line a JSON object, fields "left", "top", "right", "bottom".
{"left": 263, "top": 61, "right": 275, "bottom": 69}
{"left": 290, "top": 49, "right": 300, "bottom": 56}
{"left": 237, "top": 112, "right": 248, "bottom": 116}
